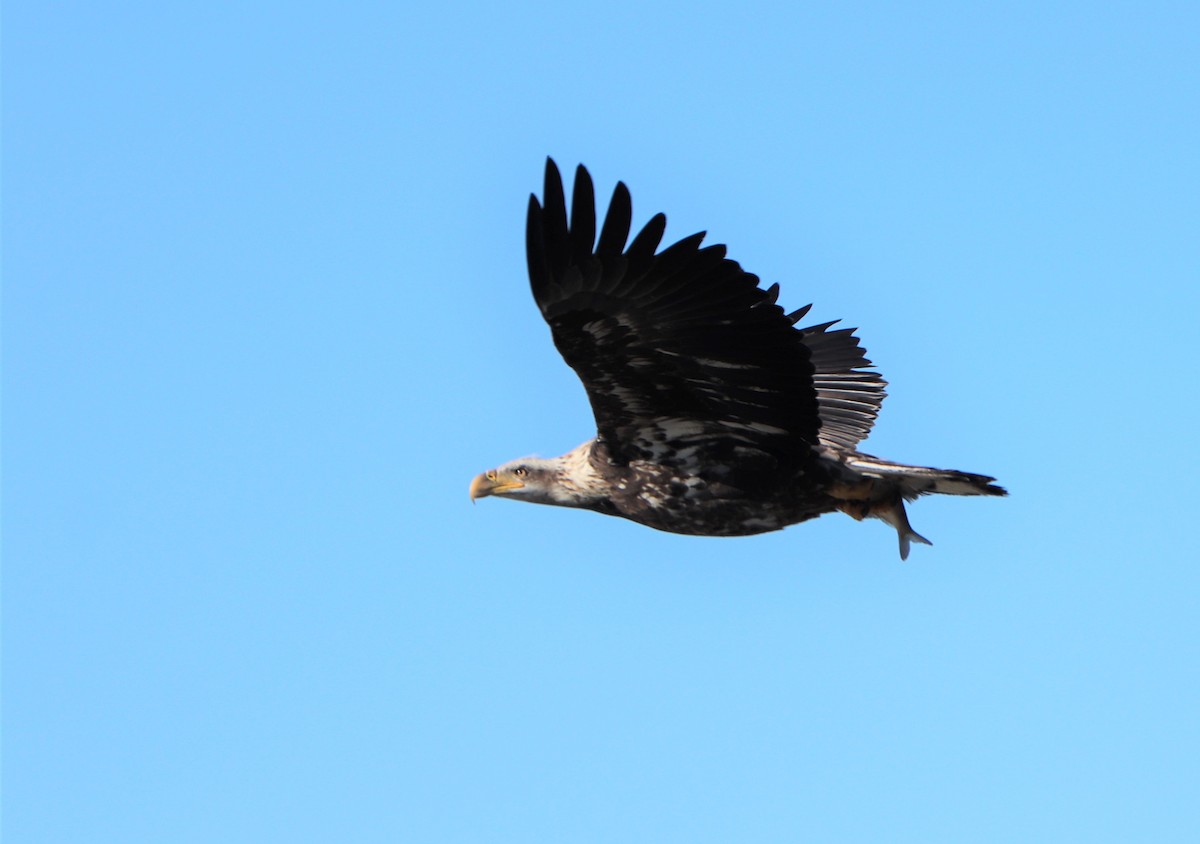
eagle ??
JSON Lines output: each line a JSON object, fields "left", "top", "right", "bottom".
{"left": 470, "top": 159, "right": 1005, "bottom": 558}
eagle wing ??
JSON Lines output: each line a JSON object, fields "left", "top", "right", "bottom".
{"left": 525, "top": 159, "right": 884, "bottom": 467}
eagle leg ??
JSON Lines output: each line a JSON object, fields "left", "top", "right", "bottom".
{"left": 835, "top": 494, "right": 931, "bottom": 560}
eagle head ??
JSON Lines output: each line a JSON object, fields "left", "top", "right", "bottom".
{"left": 470, "top": 443, "right": 610, "bottom": 509}
{"left": 469, "top": 458, "right": 564, "bottom": 505}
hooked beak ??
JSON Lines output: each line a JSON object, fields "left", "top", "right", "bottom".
{"left": 469, "top": 470, "right": 524, "bottom": 502}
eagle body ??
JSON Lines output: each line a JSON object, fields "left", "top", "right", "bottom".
{"left": 471, "top": 160, "right": 1005, "bottom": 558}
{"left": 552, "top": 438, "right": 839, "bottom": 537}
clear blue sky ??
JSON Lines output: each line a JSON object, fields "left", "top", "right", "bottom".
{"left": 6, "top": 2, "right": 1199, "bottom": 841}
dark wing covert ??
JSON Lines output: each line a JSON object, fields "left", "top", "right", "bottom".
{"left": 525, "top": 158, "right": 883, "bottom": 465}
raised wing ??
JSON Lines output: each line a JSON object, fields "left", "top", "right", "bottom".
{"left": 525, "top": 159, "right": 883, "bottom": 465}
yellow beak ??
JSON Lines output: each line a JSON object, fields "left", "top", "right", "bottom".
{"left": 469, "top": 471, "right": 525, "bottom": 501}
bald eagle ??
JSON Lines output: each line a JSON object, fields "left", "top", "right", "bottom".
{"left": 470, "top": 160, "right": 1005, "bottom": 558}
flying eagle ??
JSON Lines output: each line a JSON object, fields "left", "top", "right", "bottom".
{"left": 470, "top": 160, "right": 1005, "bottom": 558}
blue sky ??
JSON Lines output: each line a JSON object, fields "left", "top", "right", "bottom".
{"left": 6, "top": 1, "right": 1199, "bottom": 841}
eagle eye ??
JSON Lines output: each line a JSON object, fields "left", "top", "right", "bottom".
{"left": 513, "top": 466, "right": 528, "bottom": 477}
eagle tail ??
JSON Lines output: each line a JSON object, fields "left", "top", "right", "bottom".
{"left": 830, "top": 453, "right": 1006, "bottom": 559}
{"left": 844, "top": 455, "right": 1007, "bottom": 499}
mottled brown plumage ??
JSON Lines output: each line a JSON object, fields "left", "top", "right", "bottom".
{"left": 470, "top": 159, "right": 1004, "bottom": 558}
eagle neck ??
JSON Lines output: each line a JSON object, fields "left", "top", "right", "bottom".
{"left": 554, "top": 440, "right": 610, "bottom": 506}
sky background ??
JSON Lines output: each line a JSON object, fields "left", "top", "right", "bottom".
{"left": 6, "top": 1, "right": 1199, "bottom": 841}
